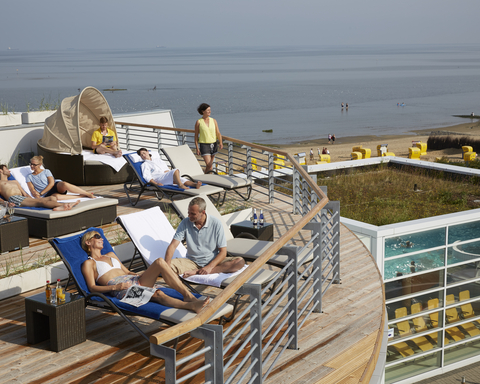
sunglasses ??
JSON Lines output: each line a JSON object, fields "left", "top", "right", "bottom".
{"left": 30, "top": 163, "right": 40, "bottom": 167}
{"left": 90, "top": 234, "right": 102, "bottom": 240}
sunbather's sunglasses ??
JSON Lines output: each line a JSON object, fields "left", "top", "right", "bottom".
{"left": 89, "top": 234, "right": 102, "bottom": 240}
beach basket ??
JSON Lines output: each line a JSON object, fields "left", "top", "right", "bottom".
{"left": 408, "top": 147, "right": 421, "bottom": 159}
{"left": 462, "top": 146, "right": 473, "bottom": 159}
{"left": 351, "top": 152, "right": 362, "bottom": 160}
{"left": 319, "top": 154, "right": 331, "bottom": 163}
{"left": 360, "top": 148, "right": 371, "bottom": 159}
{"left": 415, "top": 142, "right": 427, "bottom": 155}
{"left": 352, "top": 145, "right": 363, "bottom": 152}
{"left": 464, "top": 152, "right": 476, "bottom": 162}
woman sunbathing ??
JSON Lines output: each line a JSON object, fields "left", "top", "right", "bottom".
{"left": 81, "top": 230, "right": 209, "bottom": 313}
{"left": 26, "top": 156, "right": 95, "bottom": 200}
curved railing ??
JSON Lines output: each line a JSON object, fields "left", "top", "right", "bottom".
{"left": 115, "top": 121, "right": 339, "bottom": 382}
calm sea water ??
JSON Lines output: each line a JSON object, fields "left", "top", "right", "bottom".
{"left": 2, "top": 45, "right": 480, "bottom": 144}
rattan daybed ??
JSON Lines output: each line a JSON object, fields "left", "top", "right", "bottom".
{"left": 37, "top": 86, "right": 132, "bottom": 186}
{"left": 14, "top": 198, "right": 118, "bottom": 238}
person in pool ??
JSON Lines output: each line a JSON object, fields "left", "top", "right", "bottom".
{"left": 81, "top": 230, "right": 209, "bottom": 313}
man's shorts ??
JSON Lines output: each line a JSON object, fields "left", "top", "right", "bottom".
{"left": 8, "top": 195, "right": 27, "bottom": 207}
{"left": 170, "top": 256, "right": 243, "bottom": 275}
{"left": 44, "top": 181, "right": 68, "bottom": 197}
{"left": 199, "top": 142, "right": 218, "bottom": 157}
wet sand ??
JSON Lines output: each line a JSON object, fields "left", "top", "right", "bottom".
{"left": 271, "top": 120, "right": 480, "bottom": 164}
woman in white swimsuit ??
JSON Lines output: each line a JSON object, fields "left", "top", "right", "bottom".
{"left": 81, "top": 230, "right": 209, "bottom": 313}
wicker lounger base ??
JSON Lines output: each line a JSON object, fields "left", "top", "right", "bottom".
{"left": 16, "top": 205, "right": 117, "bottom": 238}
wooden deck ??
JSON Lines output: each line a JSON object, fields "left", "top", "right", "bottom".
{"left": 0, "top": 184, "right": 385, "bottom": 383}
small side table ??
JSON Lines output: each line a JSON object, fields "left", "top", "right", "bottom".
{"left": 230, "top": 220, "right": 274, "bottom": 241}
{"left": 0, "top": 216, "right": 29, "bottom": 253}
{"left": 25, "top": 292, "right": 86, "bottom": 352}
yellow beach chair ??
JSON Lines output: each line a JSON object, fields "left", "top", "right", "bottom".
{"left": 462, "top": 146, "right": 473, "bottom": 159}
{"left": 428, "top": 298, "right": 448, "bottom": 346}
{"left": 408, "top": 147, "right": 421, "bottom": 159}
{"left": 458, "top": 290, "right": 480, "bottom": 337}
{"left": 415, "top": 142, "right": 427, "bottom": 155}
{"left": 410, "top": 303, "right": 434, "bottom": 351}
{"left": 444, "top": 294, "right": 467, "bottom": 342}
{"left": 360, "top": 148, "right": 371, "bottom": 159}
{"left": 393, "top": 307, "right": 415, "bottom": 357}
{"left": 351, "top": 152, "right": 362, "bottom": 160}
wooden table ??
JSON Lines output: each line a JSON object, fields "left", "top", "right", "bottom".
{"left": 25, "top": 292, "right": 86, "bottom": 352}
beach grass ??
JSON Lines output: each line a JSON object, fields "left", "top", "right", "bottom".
{"left": 319, "top": 165, "right": 480, "bottom": 226}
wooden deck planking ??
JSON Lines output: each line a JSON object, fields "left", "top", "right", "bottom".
{"left": 0, "top": 182, "right": 384, "bottom": 383}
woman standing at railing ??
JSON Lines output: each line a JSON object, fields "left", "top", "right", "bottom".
{"left": 194, "top": 103, "right": 223, "bottom": 173}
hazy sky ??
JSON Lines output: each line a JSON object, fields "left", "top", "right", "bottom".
{"left": 3, "top": 0, "right": 480, "bottom": 50}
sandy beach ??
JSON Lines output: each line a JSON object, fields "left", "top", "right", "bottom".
{"left": 274, "top": 119, "right": 480, "bottom": 164}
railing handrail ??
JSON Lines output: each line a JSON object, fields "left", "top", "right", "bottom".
{"left": 115, "top": 121, "right": 329, "bottom": 346}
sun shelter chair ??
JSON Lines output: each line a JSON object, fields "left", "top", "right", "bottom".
{"left": 162, "top": 144, "right": 253, "bottom": 204}
{"left": 172, "top": 196, "right": 314, "bottom": 269}
{"left": 49, "top": 227, "right": 234, "bottom": 343}
{"left": 116, "top": 206, "right": 279, "bottom": 320}
{"left": 123, "top": 151, "right": 224, "bottom": 206}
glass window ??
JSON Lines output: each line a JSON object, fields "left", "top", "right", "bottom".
{"left": 386, "top": 291, "right": 443, "bottom": 321}
{"left": 388, "top": 310, "right": 443, "bottom": 343}
{"left": 447, "top": 262, "right": 480, "bottom": 285}
{"left": 445, "top": 337, "right": 480, "bottom": 365}
{"left": 448, "top": 239, "right": 480, "bottom": 265}
{"left": 385, "top": 228, "right": 446, "bottom": 258}
{"left": 384, "top": 250, "right": 445, "bottom": 280}
{"left": 449, "top": 220, "right": 480, "bottom": 244}
{"left": 446, "top": 283, "right": 480, "bottom": 303}
{"left": 385, "top": 270, "right": 444, "bottom": 301}
{"left": 386, "top": 351, "right": 440, "bottom": 383}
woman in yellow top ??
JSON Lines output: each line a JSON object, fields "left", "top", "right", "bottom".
{"left": 91, "top": 117, "right": 122, "bottom": 158}
{"left": 194, "top": 103, "right": 223, "bottom": 173}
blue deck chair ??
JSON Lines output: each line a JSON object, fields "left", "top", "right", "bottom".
{"left": 49, "top": 227, "right": 233, "bottom": 342}
{"left": 123, "top": 152, "right": 224, "bottom": 206}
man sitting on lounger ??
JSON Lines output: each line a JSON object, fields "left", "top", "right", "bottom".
{"left": 165, "top": 196, "right": 245, "bottom": 278}
{"left": 137, "top": 148, "right": 201, "bottom": 190}
{"left": 0, "top": 165, "right": 79, "bottom": 211}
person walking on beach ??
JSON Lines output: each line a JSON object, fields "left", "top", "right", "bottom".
{"left": 194, "top": 103, "right": 223, "bottom": 174}
{"left": 332, "top": 134, "right": 336, "bottom": 144}
{"left": 310, "top": 148, "right": 314, "bottom": 161}
{"left": 328, "top": 134, "right": 332, "bottom": 144}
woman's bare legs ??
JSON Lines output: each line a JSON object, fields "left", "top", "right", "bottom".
{"left": 54, "top": 181, "right": 95, "bottom": 199}
{"left": 203, "top": 154, "right": 215, "bottom": 174}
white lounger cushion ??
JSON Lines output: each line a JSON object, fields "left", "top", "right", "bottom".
{"left": 162, "top": 145, "right": 252, "bottom": 189}
{"left": 14, "top": 198, "right": 118, "bottom": 219}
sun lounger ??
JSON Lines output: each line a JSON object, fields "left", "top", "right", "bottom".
{"left": 49, "top": 227, "right": 234, "bottom": 342}
{"left": 172, "top": 196, "right": 314, "bottom": 268}
{"left": 446, "top": 294, "right": 479, "bottom": 338}
{"left": 3, "top": 166, "right": 118, "bottom": 238}
{"left": 162, "top": 144, "right": 252, "bottom": 204}
{"left": 116, "top": 207, "right": 279, "bottom": 320}
{"left": 122, "top": 151, "right": 224, "bottom": 206}
{"left": 411, "top": 303, "right": 436, "bottom": 351}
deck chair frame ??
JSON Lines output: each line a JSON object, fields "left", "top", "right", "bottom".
{"left": 122, "top": 153, "right": 224, "bottom": 206}
{"left": 49, "top": 228, "right": 233, "bottom": 341}
{"left": 161, "top": 144, "right": 253, "bottom": 203}
{"left": 116, "top": 207, "right": 281, "bottom": 322}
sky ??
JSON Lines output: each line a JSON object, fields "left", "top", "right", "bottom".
{"left": 2, "top": 0, "right": 480, "bottom": 50}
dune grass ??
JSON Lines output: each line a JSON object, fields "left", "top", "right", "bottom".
{"left": 320, "top": 164, "right": 480, "bottom": 226}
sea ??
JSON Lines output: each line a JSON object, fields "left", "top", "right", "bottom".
{"left": 2, "top": 44, "right": 480, "bottom": 145}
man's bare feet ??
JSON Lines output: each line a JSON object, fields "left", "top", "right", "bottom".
{"left": 178, "top": 183, "right": 189, "bottom": 190}
{"left": 53, "top": 200, "right": 80, "bottom": 211}
{"left": 196, "top": 181, "right": 202, "bottom": 189}
{"left": 189, "top": 296, "right": 210, "bottom": 313}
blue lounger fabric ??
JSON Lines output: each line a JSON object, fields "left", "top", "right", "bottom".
{"left": 52, "top": 227, "right": 193, "bottom": 320}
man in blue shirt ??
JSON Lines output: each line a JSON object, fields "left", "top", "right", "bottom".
{"left": 165, "top": 197, "right": 245, "bottom": 278}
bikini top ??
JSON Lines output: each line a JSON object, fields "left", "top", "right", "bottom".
{"left": 89, "top": 256, "right": 122, "bottom": 282}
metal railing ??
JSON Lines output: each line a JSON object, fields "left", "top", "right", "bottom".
{"left": 115, "top": 121, "right": 341, "bottom": 383}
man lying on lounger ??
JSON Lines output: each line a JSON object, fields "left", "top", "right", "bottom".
{"left": 0, "top": 165, "right": 79, "bottom": 211}
{"left": 165, "top": 196, "right": 245, "bottom": 278}
{"left": 137, "top": 148, "right": 201, "bottom": 190}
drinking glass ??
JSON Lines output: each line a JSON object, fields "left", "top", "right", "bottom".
{"left": 7, "top": 206, "right": 14, "bottom": 217}
{"left": 50, "top": 288, "right": 57, "bottom": 304}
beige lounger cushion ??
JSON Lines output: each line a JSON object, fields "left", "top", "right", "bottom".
{"left": 160, "top": 300, "right": 234, "bottom": 323}
{"left": 221, "top": 268, "right": 279, "bottom": 286}
{"left": 190, "top": 174, "right": 251, "bottom": 189}
{"left": 14, "top": 198, "right": 118, "bottom": 219}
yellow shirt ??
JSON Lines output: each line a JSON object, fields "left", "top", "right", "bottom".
{"left": 91, "top": 128, "right": 117, "bottom": 147}
{"left": 197, "top": 118, "right": 217, "bottom": 144}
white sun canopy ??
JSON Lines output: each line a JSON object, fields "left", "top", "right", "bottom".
{"left": 38, "top": 86, "right": 116, "bottom": 155}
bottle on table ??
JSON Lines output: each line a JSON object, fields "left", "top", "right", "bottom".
{"left": 253, "top": 208, "right": 258, "bottom": 226}
{"left": 259, "top": 209, "right": 264, "bottom": 227}
{"left": 45, "top": 280, "right": 51, "bottom": 302}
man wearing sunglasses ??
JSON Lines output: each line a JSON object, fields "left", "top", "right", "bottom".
{"left": 0, "top": 165, "right": 79, "bottom": 211}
